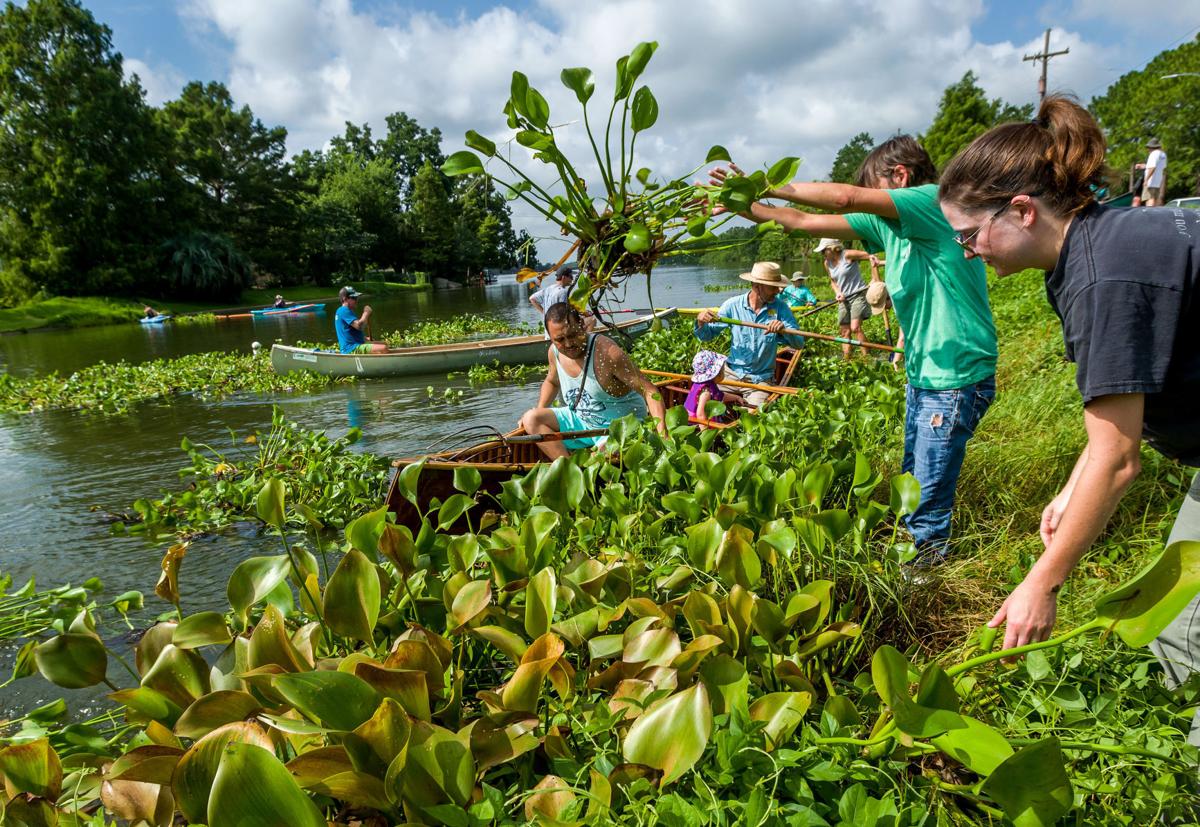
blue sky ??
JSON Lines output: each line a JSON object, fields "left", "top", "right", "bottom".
{"left": 74, "top": 0, "right": 1200, "bottom": 247}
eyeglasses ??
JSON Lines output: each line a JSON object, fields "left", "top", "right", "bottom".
{"left": 953, "top": 202, "right": 1012, "bottom": 253}
{"left": 953, "top": 193, "right": 1041, "bottom": 253}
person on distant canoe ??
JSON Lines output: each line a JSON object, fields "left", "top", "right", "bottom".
{"left": 519, "top": 303, "right": 666, "bottom": 460}
{"left": 143, "top": 305, "right": 159, "bottom": 319}
{"left": 694, "top": 261, "right": 805, "bottom": 407}
{"left": 781, "top": 272, "right": 818, "bottom": 307}
{"left": 334, "top": 286, "right": 388, "bottom": 354}
{"left": 273, "top": 294, "right": 289, "bottom": 309}
{"left": 685, "top": 350, "right": 746, "bottom": 426}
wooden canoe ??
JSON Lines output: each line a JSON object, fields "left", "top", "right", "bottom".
{"left": 385, "top": 348, "right": 802, "bottom": 532}
{"left": 270, "top": 308, "right": 678, "bottom": 378}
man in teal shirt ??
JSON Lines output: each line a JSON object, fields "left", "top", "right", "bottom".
{"left": 782, "top": 272, "right": 818, "bottom": 307}
{"left": 695, "top": 261, "right": 805, "bottom": 406}
{"left": 709, "top": 137, "right": 997, "bottom": 566}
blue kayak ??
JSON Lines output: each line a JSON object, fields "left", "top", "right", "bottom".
{"left": 250, "top": 303, "right": 326, "bottom": 317}
{"left": 140, "top": 315, "right": 172, "bottom": 324}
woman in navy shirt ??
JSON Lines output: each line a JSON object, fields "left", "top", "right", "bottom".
{"left": 938, "top": 95, "right": 1200, "bottom": 739}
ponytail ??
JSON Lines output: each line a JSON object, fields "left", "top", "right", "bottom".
{"left": 939, "top": 94, "right": 1107, "bottom": 216}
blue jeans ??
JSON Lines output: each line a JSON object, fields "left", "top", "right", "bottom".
{"left": 902, "top": 376, "right": 996, "bottom": 560}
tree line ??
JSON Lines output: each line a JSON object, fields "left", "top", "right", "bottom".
{"left": 3, "top": 1, "right": 1195, "bottom": 306}
{"left": 0, "top": 0, "right": 532, "bottom": 306}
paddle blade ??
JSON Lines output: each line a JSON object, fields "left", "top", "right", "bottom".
{"left": 516, "top": 268, "right": 542, "bottom": 283}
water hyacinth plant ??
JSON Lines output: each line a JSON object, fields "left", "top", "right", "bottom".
{"left": 442, "top": 43, "right": 799, "bottom": 312}
{"left": 4, "top": 399, "right": 1200, "bottom": 825}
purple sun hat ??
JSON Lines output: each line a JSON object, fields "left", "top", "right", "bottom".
{"left": 691, "top": 350, "right": 727, "bottom": 383}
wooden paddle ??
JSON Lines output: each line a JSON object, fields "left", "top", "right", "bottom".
{"left": 500, "top": 428, "right": 609, "bottom": 444}
{"left": 642, "top": 369, "right": 800, "bottom": 396}
{"left": 709, "top": 315, "right": 904, "bottom": 354}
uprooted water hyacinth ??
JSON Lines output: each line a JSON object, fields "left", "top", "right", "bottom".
{"left": 442, "top": 43, "right": 801, "bottom": 312}
{"left": 5, "top": 398, "right": 1200, "bottom": 825}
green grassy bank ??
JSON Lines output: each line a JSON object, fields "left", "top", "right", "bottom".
{"left": 0, "top": 279, "right": 431, "bottom": 334}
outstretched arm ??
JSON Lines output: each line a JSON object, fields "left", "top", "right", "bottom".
{"left": 989, "top": 394, "right": 1144, "bottom": 651}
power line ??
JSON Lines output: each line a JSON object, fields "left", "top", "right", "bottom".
{"left": 1080, "top": 22, "right": 1200, "bottom": 100}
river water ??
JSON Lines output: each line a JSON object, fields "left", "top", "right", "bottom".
{"left": 0, "top": 265, "right": 747, "bottom": 717}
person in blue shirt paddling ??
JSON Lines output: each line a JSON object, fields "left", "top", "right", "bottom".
{"left": 694, "top": 261, "right": 805, "bottom": 407}
{"left": 334, "top": 286, "right": 389, "bottom": 354}
{"left": 781, "top": 272, "right": 818, "bottom": 308}
{"left": 519, "top": 303, "right": 666, "bottom": 460}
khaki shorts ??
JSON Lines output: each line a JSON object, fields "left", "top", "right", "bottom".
{"left": 1141, "top": 183, "right": 1162, "bottom": 203}
{"left": 838, "top": 295, "right": 871, "bottom": 325}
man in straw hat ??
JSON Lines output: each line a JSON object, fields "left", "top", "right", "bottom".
{"left": 694, "top": 261, "right": 805, "bottom": 407}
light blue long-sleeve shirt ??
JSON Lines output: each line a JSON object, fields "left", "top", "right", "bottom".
{"left": 693, "top": 293, "right": 804, "bottom": 383}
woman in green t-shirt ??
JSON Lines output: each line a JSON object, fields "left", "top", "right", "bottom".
{"left": 709, "top": 137, "right": 998, "bottom": 567}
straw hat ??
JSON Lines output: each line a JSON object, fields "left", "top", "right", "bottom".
{"left": 814, "top": 238, "right": 843, "bottom": 253}
{"left": 866, "top": 281, "right": 890, "bottom": 316}
{"left": 738, "top": 261, "right": 789, "bottom": 287}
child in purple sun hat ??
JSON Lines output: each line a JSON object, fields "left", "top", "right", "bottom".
{"left": 685, "top": 350, "right": 745, "bottom": 425}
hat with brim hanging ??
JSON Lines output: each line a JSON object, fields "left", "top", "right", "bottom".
{"left": 814, "top": 238, "right": 843, "bottom": 253}
{"left": 865, "top": 281, "right": 890, "bottom": 316}
{"left": 1146, "top": 137, "right": 1163, "bottom": 149}
{"left": 691, "top": 350, "right": 727, "bottom": 383}
{"left": 738, "top": 261, "right": 789, "bottom": 287}
{"left": 790, "top": 271, "right": 807, "bottom": 283}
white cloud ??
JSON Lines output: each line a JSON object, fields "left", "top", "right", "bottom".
{"left": 124, "top": 57, "right": 186, "bottom": 105}
{"left": 173, "top": 0, "right": 1133, "bottom": 256}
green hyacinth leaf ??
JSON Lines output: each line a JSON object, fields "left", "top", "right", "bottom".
{"left": 622, "top": 682, "right": 712, "bottom": 786}
{"left": 324, "top": 548, "right": 381, "bottom": 643}
{"left": 525, "top": 567, "right": 557, "bottom": 639}
{"left": 631, "top": 86, "right": 659, "bottom": 132}
{"left": 255, "top": 478, "right": 285, "bottom": 528}
{"left": 226, "top": 555, "right": 291, "bottom": 629}
{"left": 173, "top": 611, "right": 233, "bottom": 649}
{"left": 705, "top": 144, "right": 732, "bottom": 163}
{"left": 172, "top": 721, "right": 274, "bottom": 824}
{"left": 765, "top": 155, "right": 801, "bottom": 188}
{"left": 442, "top": 150, "right": 485, "bottom": 177}
{"left": 346, "top": 505, "right": 388, "bottom": 562}
{"left": 623, "top": 222, "right": 651, "bottom": 254}
{"left": 34, "top": 633, "right": 107, "bottom": 689}
{"left": 980, "top": 738, "right": 1072, "bottom": 826}
{"left": 207, "top": 741, "right": 326, "bottom": 827}
{"left": 749, "top": 691, "right": 812, "bottom": 751}
{"left": 273, "top": 671, "right": 381, "bottom": 732}
{"left": 0, "top": 738, "right": 62, "bottom": 799}
{"left": 464, "top": 129, "right": 496, "bottom": 157}
{"left": 889, "top": 473, "right": 921, "bottom": 518}
{"left": 1094, "top": 540, "right": 1200, "bottom": 646}
{"left": 560, "top": 66, "right": 595, "bottom": 104}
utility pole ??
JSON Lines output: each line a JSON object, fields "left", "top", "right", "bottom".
{"left": 1023, "top": 28, "right": 1070, "bottom": 101}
